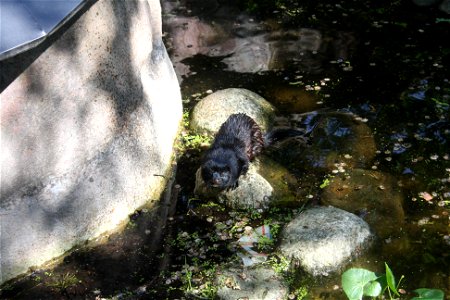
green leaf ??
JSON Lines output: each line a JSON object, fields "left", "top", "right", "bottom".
{"left": 412, "top": 288, "right": 444, "bottom": 300}
{"left": 342, "top": 268, "right": 380, "bottom": 300}
{"left": 385, "top": 262, "right": 400, "bottom": 296}
{"left": 363, "top": 280, "right": 382, "bottom": 297}
{"left": 320, "top": 178, "right": 330, "bottom": 189}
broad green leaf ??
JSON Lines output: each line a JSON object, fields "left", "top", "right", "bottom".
{"left": 412, "top": 288, "right": 444, "bottom": 300}
{"left": 342, "top": 268, "right": 379, "bottom": 300}
{"left": 385, "top": 262, "right": 400, "bottom": 296}
{"left": 362, "top": 280, "right": 382, "bottom": 297}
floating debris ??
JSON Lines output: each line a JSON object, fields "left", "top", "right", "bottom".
{"left": 419, "top": 192, "right": 434, "bottom": 202}
{"left": 237, "top": 225, "right": 271, "bottom": 266}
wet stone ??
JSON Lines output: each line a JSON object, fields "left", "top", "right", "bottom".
{"left": 195, "top": 158, "right": 299, "bottom": 211}
{"left": 190, "top": 88, "right": 276, "bottom": 134}
{"left": 321, "top": 169, "right": 405, "bottom": 238}
{"left": 194, "top": 164, "right": 274, "bottom": 210}
{"left": 279, "top": 206, "right": 372, "bottom": 276}
{"left": 215, "top": 265, "right": 288, "bottom": 300}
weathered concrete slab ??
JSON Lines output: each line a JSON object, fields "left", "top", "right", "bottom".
{"left": 0, "top": 0, "right": 182, "bottom": 284}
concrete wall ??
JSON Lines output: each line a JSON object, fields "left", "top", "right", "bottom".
{"left": 0, "top": 0, "right": 182, "bottom": 283}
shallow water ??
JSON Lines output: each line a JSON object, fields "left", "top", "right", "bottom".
{"left": 165, "top": 0, "right": 449, "bottom": 297}
{"left": 1, "top": 0, "right": 449, "bottom": 299}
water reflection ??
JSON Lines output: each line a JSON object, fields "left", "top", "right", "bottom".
{"left": 162, "top": 0, "right": 355, "bottom": 81}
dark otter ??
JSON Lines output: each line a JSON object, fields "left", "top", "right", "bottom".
{"left": 200, "top": 113, "right": 304, "bottom": 190}
{"left": 200, "top": 113, "right": 263, "bottom": 189}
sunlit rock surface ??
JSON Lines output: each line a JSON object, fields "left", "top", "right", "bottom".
{"left": 215, "top": 265, "right": 288, "bottom": 300}
{"left": 0, "top": 0, "right": 181, "bottom": 284}
{"left": 321, "top": 169, "right": 405, "bottom": 238}
{"left": 194, "top": 157, "right": 299, "bottom": 211}
{"left": 279, "top": 206, "right": 372, "bottom": 276}
{"left": 190, "top": 88, "right": 275, "bottom": 134}
{"left": 194, "top": 163, "right": 273, "bottom": 210}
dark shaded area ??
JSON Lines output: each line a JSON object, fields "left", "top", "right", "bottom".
{"left": 1, "top": 174, "right": 179, "bottom": 299}
{"left": 174, "top": 0, "right": 449, "bottom": 108}
{"left": 0, "top": 0, "right": 98, "bottom": 93}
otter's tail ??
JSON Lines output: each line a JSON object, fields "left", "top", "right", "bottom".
{"left": 264, "top": 128, "right": 310, "bottom": 147}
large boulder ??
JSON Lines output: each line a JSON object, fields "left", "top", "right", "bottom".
{"left": 279, "top": 206, "right": 372, "bottom": 276}
{"left": 0, "top": 0, "right": 181, "bottom": 284}
{"left": 190, "top": 88, "right": 276, "bottom": 134}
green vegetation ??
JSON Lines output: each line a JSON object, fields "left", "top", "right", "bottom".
{"left": 294, "top": 286, "right": 309, "bottom": 300}
{"left": 182, "top": 257, "right": 193, "bottom": 292}
{"left": 319, "top": 177, "right": 331, "bottom": 189}
{"left": 412, "top": 288, "right": 445, "bottom": 299}
{"left": 341, "top": 263, "right": 444, "bottom": 300}
{"left": 46, "top": 272, "right": 80, "bottom": 291}
{"left": 256, "top": 234, "right": 274, "bottom": 252}
{"left": 180, "top": 257, "right": 218, "bottom": 299}
{"left": 178, "top": 110, "right": 211, "bottom": 152}
{"left": 435, "top": 18, "right": 450, "bottom": 23}
{"left": 180, "top": 132, "right": 211, "bottom": 150}
{"left": 265, "top": 255, "right": 290, "bottom": 275}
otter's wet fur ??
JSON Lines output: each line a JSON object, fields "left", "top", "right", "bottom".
{"left": 200, "top": 113, "right": 303, "bottom": 190}
{"left": 200, "top": 113, "right": 263, "bottom": 189}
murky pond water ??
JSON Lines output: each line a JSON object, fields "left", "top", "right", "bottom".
{"left": 2, "top": 0, "right": 449, "bottom": 299}
{"left": 165, "top": 0, "right": 449, "bottom": 296}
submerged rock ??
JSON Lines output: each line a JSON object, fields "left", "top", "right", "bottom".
{"left": 190, "top": 88, "right": 275, "bottom": 134}
{"left": 215, "top": 265, "right": 288, "bottom": 300}
{"left": 321, "top": 169, "right": 405, "bottom": 238}
{"left": 279, "top": 206, "right": 372, "bottom": 276}
{"left": 265, "top": 85, "right": 321, "bottom": 113}
{"left": 269, "top": 111, "right": 377, "bottom": 171}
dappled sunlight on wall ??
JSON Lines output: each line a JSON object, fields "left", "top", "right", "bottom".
{"left": 0, "top": 0, "right": 182, "bottom": 284}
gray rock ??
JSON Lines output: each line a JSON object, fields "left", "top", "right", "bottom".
{"left": 216, "top": 265, "right": 288, "bottom": 300}
{"left": 190, "top": 88, "right": 276, "bottom": 134}
{"left": 0, "top": 0, "right": 181, "bottom": 284}
{"left": 195, "top": 157, "right": 300, "bottom": 211}
{"left": 279, "top": 206, "right": 372, "bottom": 276}
{"left": 195, "top": 163, "right": 273, "bottom": 210}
